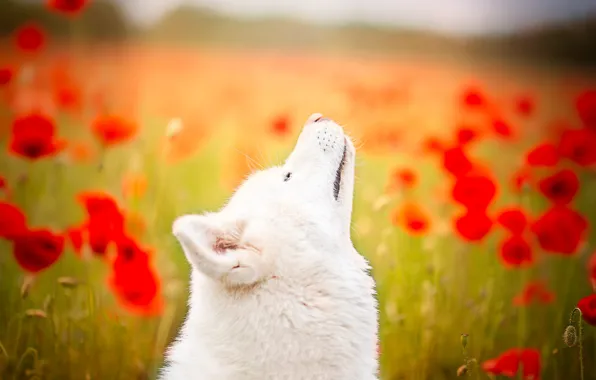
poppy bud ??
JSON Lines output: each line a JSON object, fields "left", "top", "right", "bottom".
{"left": 563, "top": 325, "right": 577, "bottom": 347}
{"left": 25, "top": 309, "right": 47, "bottom": 319}
{"left": 58, "top": 276, "right": 79, "bottom": 289}
{"left": 456, "top": 364, "right": 468, "bottom": 376}
{"left": 461, "top": 334, "right": 469, "bottom": 350}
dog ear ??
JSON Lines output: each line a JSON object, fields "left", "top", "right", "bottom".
{"left": 172, "top": 214, "right": 268, "bottom": 286}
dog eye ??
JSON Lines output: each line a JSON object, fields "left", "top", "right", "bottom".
{"left": 283, "top": 172, "right": 292, "bottom": 182}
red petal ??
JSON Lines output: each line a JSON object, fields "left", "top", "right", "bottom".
{"left": 454, "top": 209, "right": 493, "bottom": 242}
{"left": 497, "top": 208, "right": 529, "bottom": 235}
{"left": 537, "top": 169, "right": 579, "bottom": 205}
{"left": 526, "top": 143, "right": 559, "bottom": 167}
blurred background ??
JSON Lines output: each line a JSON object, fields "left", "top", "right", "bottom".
{"left": 1, "top": 0, "right": 596, "bottom": 379}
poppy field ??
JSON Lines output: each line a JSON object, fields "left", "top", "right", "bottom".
{"left": 2, "top": 2, "right": 596, "bottom": 380}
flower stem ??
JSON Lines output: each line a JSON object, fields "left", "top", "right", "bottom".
{"left": 0, "top": 339, "right": 8, "bottom": 359}
{"left": 13, "top": 347, "right": 38, "bottom": 380}
{"left": 570, "top": 308, "right": 584, "bottom": 380}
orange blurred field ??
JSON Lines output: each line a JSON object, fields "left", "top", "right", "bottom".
{"left": 6, "top": 42, "right": 595, "bottom": 147}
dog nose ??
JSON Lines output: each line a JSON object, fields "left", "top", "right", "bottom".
{"left": 307, "top": 113, "right": 330, "bottom": 124}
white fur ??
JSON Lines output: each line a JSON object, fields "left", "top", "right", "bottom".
{"left": 160, "top": 115, "right": 379, "bottom": 380}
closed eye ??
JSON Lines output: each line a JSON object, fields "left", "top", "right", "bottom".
{"left": 284, "top": 172, "right": 292, "bottom": 182}
{"left": 214, "top": 238, "right": 239, "bottom": 253}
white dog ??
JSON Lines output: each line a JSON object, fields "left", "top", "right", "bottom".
{"left": 160, "top": 114, "right": 379, "bottom": 380}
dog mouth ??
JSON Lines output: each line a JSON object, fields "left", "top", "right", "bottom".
{"left": 333, "top": 140, "right": 347, "bottom": 201}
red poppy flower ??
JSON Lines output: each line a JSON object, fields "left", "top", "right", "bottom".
{"left": 271, "top": 115, "right": 291, "bottom": 137}
{"left": 538, "top": 169, "right": 579, "bottom": 205}
{"left": 0, "top": 202, "right": 27, "bottom": 240}
{"left": 461, "top": 86, "right": 486, "bottom": 108}
{"left": 499, "top": 235, "right": 534, "bottom": 269}
{"left": 109, "top": 240, "right": 162, "bottom": 316}
{"left": 14, "top": 23, "right": 46, "bottom": 53}
{"left": 397, "top": 169, "right": 417, "bottom": 188}
{"left": 482, "top": 349, "right": 520, "bottom": 377}
{"left": 520, "top": 349, "right": 541, "bottom": 380}
{"left": 113, "top": 234, "right": 150, "bottom": 267}
{"left": 9, "top": 113, "right": 66, "bottom": 160}
{"left": 483, "top": 348, "right": 541, "bottom": 380}
{"left": 525, "top": 143, "right": 559, "bottom": 167}
{"left": 0, "top": 176, "right": 6, "bottom": 191}
{"left": 387, "top": 168, "right": 417, "bottom": 192}
{"left": 91, "top": 114, "right": 138, "bottom": 147}
{"left": 0, "top": 66, "right": 14, "bottom": 86}
{"left": 497, "top": 208, "right": 529, "bottom": 235}
{"left": 454, "top": 209, "right": 493, "bottom": 242}
{"left": 531, "top": 206, "right": 588, "bottom": 255}
{"left": 77, "top": 191, "right": 125, "bottom": 255}
{"left": 492, "top": 118, "right": 514, "bottom": 139}
{"left": 110, "top": 265, "right": 163, "bottom": 316}
{"left": 47, "top": 0, "right": 89, "bottom": 16}
{"left": 422, "top": 136, "right": 445, "bottom": 154}
{"left": 111, "top": 254, "right": 156, "bottom": 289}
{"left": 452, "top": 174, "right": 497, "bottom": 209}
{"left": 86, "top": 219, "right": 120, "bottom": 255}
{"left": 577, "top": 294, "right": 596, "bottom": 326}
{"left": 12, "top": 228, "right": 65, "bottom": 273}
{"left": 77, "top": 191, "right": 122, "bottom": 218}
{"left": 575, "top": 89, "right": 596, "bottom": 129}
{"left": 391, "top": 203, "right": 430, "bottom": 236}
{"left": 456, "top": 125, "right": 479, "bottom": 145}
{"left": 558, "top": 128, "right": 596, "bottom": 167}
{"left": 513, "top": 281, "right": 555, "bottom": 306}
{"left": 66, "top": 226, "right": 84, "bottom": 256}
{"left": 515, "top": 95, "right": 535, "bottom": 117}
{"left": 442, "top": 146, "right": 473, "bottom": 177}
{"left": 54, "top": 81, "right": 83, "bottom": 114}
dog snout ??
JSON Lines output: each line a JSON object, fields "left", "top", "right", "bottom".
{"left": 306, "top": 113, "right": 324, "bottom": 124}
{"left": 314, "top": 123, "right": 343, "bottom": 153}
{"left": 307, "top": 113, "right": 334, "bottom": 124}
{"left": 295, "top": 114, "right": 345, "bottom": 156}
